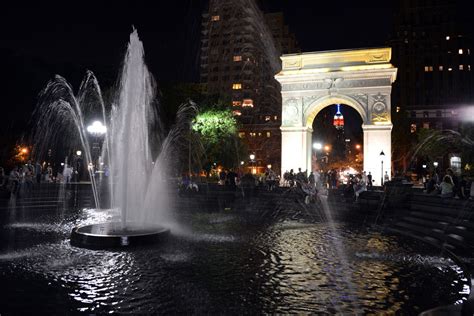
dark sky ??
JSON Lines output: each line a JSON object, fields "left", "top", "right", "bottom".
{"left": 0, "top": 0, "right": 393, "bottom": 143}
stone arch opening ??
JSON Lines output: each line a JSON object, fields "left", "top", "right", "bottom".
{"left": 310, "top": 102, "right": 364, "bottom": 177}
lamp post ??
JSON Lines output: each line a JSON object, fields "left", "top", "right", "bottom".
{"left": 249, "top": 154, "right": 256, "bottom": 174}
{"left": 87, "top": 121, "right": 107, "bottom": 174}
{"left": 380, "top": 150, "right": 385, "bottom": 186}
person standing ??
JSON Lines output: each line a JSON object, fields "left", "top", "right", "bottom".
{"left": 35, "top": 162, "right": 42, "bottom": 184}
{"left": 367, "top": 172, "right": 373, "bottom": 188}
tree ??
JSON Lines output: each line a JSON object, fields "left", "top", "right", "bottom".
{"left": 192, "top": 108, "right": 245, "bottom": 173}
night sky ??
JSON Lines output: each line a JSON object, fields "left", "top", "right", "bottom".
{"left": 0, "top": 0, "right": 394, "bottom": 150}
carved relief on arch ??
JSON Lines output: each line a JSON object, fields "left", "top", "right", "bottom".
{"left": 370, "top": 93, "right": 390, "bottom": 123}
{"left": 282, "top": 97, "right": 302, "bottom": 126}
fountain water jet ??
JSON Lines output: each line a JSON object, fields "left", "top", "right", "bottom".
{"left": 32, "top": 29, "right": 196, "bottom": 248}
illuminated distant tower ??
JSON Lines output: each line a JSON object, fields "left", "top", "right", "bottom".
{"left": 333, "top": 104, "right": 344, "bottom": 130}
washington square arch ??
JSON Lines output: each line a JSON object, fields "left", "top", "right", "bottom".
{"left": 276, "top": 47, "right": 397, "bottom": 186}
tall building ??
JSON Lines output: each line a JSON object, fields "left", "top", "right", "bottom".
{"left": 200, "top": 0, "right": 299, "bottom": 173}
{"left": 264, "top": 12, "right": 300, "bottom": 55}
{"left": 389, "top": 0, "right": 473, "bottom": 131}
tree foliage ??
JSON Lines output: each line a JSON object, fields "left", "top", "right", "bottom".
{"left": 192, "top": 109, "right": 237, "bottom": 144}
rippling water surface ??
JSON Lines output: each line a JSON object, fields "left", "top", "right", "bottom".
{"left": 0, "top": 202, "right": 470, "bottom": 314}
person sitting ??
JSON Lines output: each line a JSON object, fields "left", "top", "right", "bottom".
{"left": 353, "top": 175, "right": 367, "bottom": 201}
{"left": 439, "top": 175, "right": 454, "bottom": 198}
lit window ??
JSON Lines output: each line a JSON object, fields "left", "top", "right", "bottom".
{"left": 459, "top": 65, "right": 464, "bottom": 70}
{"left": 232, "top": 101, "right": 242, "bottom": 107}
{"left": 258, "top": 132, "right": 262, "bottom": 137}
{"left": 459, "top": 49, "right": 464, "bottom": 55}
{"left": 424, "top": 66, "right": 433, "bottom": 72}
{"left": 266, "top": 132, "right": 271, "bottom": 138}
{"left": 264, "top": 116, "right": 271, "bottom": 121}
{"left": 233, "top": 110, "right": 242, "bottom": 116}
{"left": 274, "top": 116, "right": 278, "bottom": 120}
{"left": 439, "top": 65, "right": 444, "bottom": 71}
{"left": 468, "top": 49, "right": 471, "bottom": 55}
{"left": 211, "top": 15, "right": 220, "bottom": 21}
{"left": 232, "top": 83, "right": 242, "bottom": 90}
{"left": 446, "top": 36, "right": 450, "bottom": 40}
{"left": 424, "top": 66, "right": 429, "bottom": 72}
{"left": 469, "top": 65, "right": 471, "bottom": 71}
{"left": 242, "top": 98, "right": 254, "bottom": 107}
{"left": 423, "top": 122, "right": 430, "bottom": 129}
{"left": 410, "top": 124, "right": 417, "bottom": 133}
{"left": 448, "top": 67, "right": 453, "bottom": 71}
{"left": 250, "top": 132, "right": 256, "bottom": 137}
{"left": 233, "top": 55, "right": 242, "bottom": 62}
{"left": 238, "top": 132, "right": 245, "bottom": 138}
{"left": 396, "top": 106, "right": 401, "bottom": 113}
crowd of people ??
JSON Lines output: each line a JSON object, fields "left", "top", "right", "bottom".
{"left": 424, "top": 168, "right": 473, "bottom": 199}
{"left": 0, "top": 161, "right": 88, "bottom": 198}
{"left": 0, "top": 161, "right": 46, "bottom": 197}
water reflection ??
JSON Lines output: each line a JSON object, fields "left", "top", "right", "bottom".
{"left": 0, "top": 203, "right": 470, "bottom": 314}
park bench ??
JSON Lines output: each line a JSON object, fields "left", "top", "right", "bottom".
{"left": 391, "top": 193, "right": 474, "bottom": 253}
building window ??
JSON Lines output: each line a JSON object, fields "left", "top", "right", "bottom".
{"left": 233, "top": 110, "right": 242, "bottom": 116}
{"left": 459, "top": 49, "right": 463, "bottom": 55}
{"left": 250, "top": 132, "right": 256, "bottom": 137}
{"left": 266, "top": 132, "right": 271, "bottom": 138}
{"left": 274, "top": 116, "right": 278, "bottom": 120}
{"left": 232, "top": 83, "right": 242, "bottom": 90}
{"left": 211, "top": 15, "right": 220, "bottom": 21}
{"left": 459, "top": 65, "right": 464, "bottom": 70}
{"left": 238, "top": 132, "right": 245, "bottom": 138}
{"left": 258, "top": 132, "right": 262, "bottom": 137}
{"left": 446, "top": 36, "right": 450, "bottom": 40}
{"left": 264, "top": 116, "right": 271, "bottom": 121}
{"left": 439, "top": 65, "right": 444, "bottom": 71}
{"left": 423, "top": 111, "right": 429, "bottom": 118}
{"left": 422, "top": 122, "right": 430, "bottom": 129}
{"left": 469, "top": 65, "right": 472, "bottom": 71}
{"left": 424, "top": 66, "right": 433, "bottom": 72}
{"left": 232, "top": 101, "right": 242, "bottom": 107}
{"left": 233, "top": 55, "right": 242, "bottom": 62}
{"left": 448, "top": 67, "right": 453, "bottom": 71}
{"left": 410, "top": 124, "right": 417, "bottom": 133}
{"left": 242, "top": 99, "right": 254, "bottom": 107}
{"left": 450, "top": 156, "right": 462, "bottom": 172}
{"left": 396, "top": 106, "right": 401, "bottom": 113}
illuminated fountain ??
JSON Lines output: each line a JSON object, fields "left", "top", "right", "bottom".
{"left": 34, "top": 29, "right": 195, "bottom": 248}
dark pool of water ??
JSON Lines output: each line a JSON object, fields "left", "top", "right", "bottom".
{"left": 0, "top": 199, "right": 470, "bottom": 314}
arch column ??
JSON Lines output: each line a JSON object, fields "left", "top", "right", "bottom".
{"left": 281, "top": 126, "right": 313, "bottom": 174}
{"left": 363, "top": 124, "right": 392, "bottom": 186}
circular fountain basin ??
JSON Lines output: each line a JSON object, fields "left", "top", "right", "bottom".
{"left": 70, "top": 222, "right": 170, "bottom": 249}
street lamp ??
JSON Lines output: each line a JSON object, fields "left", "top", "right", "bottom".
{"left": 249, "top": 154, "right": 256, "bottom": 174}
{"left": 380, "top": 150, "right": 385, "bottom": 186}
{"left": 76, "top": 150, "right": 82, "bottom": 156}
{"left": 313, "top": 142, "right": 322, "bottom": 150}
{"left": 87, "top": 121, "right": 107, "bottom": 173}
{"left": 86, "top": 121, "right": 107, "bottom": 136}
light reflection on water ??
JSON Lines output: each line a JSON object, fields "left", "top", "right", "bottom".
{"left": 0, "top": 206, "right": 470, "bottom": 314}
